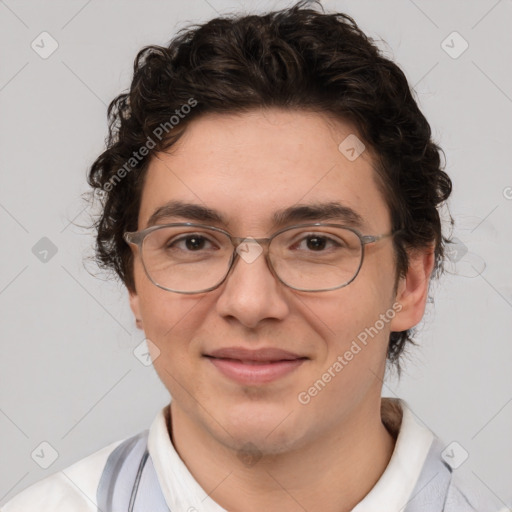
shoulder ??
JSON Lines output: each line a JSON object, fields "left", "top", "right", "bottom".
{"left": 390, "top": 401, "right": 508, "bottom": 512}
{"left": 444, "top": 470, "right": 509, "bottom": 512}
{"left": 1, "top": 437, "right": 127, "bottom": 512}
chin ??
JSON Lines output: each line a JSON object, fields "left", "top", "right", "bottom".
{"left": 221, "top": 428, "right": 304, "bottom": 459}
{"left": 215, "top": 401, "right": 307, "bottom": 452}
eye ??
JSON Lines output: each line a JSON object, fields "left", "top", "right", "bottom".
{"left": 166, "top": 233, "right": 218, "bottom": 251}
{"left": 291, "top": 233, "right": 345, "bottom": 252}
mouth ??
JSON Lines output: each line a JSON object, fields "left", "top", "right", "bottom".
{"left": 203, "top": 347, "right": 308, "bottom": 385}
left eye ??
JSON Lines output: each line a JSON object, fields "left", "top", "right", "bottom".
{"left": 292, "top": 234, "right": 343, "bottom": 252}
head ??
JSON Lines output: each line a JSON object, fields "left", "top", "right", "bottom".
{"left": 86, "top": 1, "right": 452, "bottom": 453}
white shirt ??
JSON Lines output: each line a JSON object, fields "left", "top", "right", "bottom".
{"left": 1, "top": 398, "right": 506, "bottom": 511}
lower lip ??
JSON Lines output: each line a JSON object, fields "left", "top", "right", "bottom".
{"left": 207, "top": 357, "right": 306, "bottom": 384}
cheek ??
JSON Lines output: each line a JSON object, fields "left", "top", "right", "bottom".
{"left": 135, "top": 270, "right": 200, "bottom": 356}
{"left": 316, "top": 288, "right": 390, "bottom": 342}
{"left": 137, "top": 287, "right": 206, "bottom": 398}
{"left": 134, "top": 259, "right": 195, "bottom": 338}
{"left": 310, "top": 295, "right": 392, "bottom": 400}
{"left": 309, "top": 256, "right": 396, "bottom": 366}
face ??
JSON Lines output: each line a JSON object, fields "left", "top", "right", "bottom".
{"left": 129, "top": 108, "right": 432, "bottom": 455}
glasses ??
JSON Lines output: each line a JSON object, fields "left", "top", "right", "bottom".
{"left": 123, "top": 222, "right": 397, "bottom": 294}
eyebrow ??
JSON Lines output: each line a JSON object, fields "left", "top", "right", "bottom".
{"left": 145, "top": 200, "right": 365, "bottom": 230}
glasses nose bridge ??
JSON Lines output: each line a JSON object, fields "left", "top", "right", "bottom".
{"left": 228, "top": 234, "right": 273, "bottom": 256}
{"left": 226, "top": 234, "right": 276, "bottom": 278}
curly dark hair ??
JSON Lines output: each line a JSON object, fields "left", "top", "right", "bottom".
{"left": 86, "top": 0, "right": 452, "bottom": 369}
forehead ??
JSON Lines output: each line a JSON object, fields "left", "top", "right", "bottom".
{"left": 138, "top": 109, "right": 390, "bottom": 233}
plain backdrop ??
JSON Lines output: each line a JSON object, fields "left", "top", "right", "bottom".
{"left": 1, "top": 0, "right": 511, "bottom": 507}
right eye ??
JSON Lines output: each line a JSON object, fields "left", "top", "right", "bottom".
{"left": 165, "top": 233, "right": 218, "bottom": 252}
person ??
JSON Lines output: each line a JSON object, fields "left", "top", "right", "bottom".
{"left": 2, "top": 1, "right": 507, "bottom": 511}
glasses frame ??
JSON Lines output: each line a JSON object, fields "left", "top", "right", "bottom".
{"left": 124, "top": 222, "right": 397, "bottom": 294}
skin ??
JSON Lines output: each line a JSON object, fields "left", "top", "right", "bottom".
{"left": 128, "top": 108, "right": 434, "bottom": 512}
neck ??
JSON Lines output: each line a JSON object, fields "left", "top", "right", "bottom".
{"left": 168, "top": 397, "right": 399, "bottom": 512}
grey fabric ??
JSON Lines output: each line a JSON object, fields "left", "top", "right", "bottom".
{"left": 96, "top": 430, "right": 170, "bottom": 512}
{"left": 401, "top": 438, "right": 505, "bottom": 512}
{"left": 402, "top": 438, "right": 453, "bottom": 511}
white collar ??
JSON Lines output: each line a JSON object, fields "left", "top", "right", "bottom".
{"left": 351, "top": 398, "right": 434, "bottom": 511}
{"left": 147, "top": 398, "right": 434, "bottom": 512}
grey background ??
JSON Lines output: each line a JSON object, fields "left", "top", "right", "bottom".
{"left": 1, "top": 0, "right": 511, "bottom": 507}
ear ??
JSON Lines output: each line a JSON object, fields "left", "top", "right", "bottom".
{"left": 389, "top": 246, "right": 435, "bottom": 332}
{"left": 129, "top": 290, "right": 144, "bottom": 330}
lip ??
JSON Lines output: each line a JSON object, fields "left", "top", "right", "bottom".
{"left": 206, "top": 347, "right": 304, "bottom": 361}
{"left": 204, "top": 347, "right": 308, "bottom": 385}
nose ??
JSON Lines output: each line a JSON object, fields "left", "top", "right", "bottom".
{"left": 214, "top": 240, "right": 289, "bottom": 328}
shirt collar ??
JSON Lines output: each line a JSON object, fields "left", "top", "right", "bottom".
{"left": 147, "top": 397, "right": 434, "bottom": 512}
{"left": 351, "top": 398, "right": 434, "bottom": 511}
